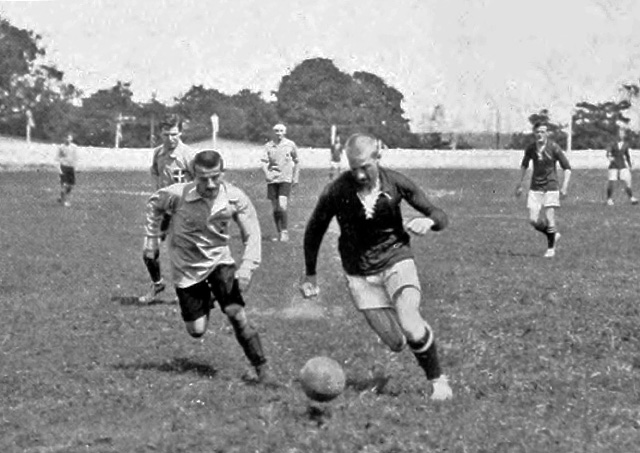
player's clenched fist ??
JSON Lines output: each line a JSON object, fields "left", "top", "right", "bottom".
{"left": 404, "top": 217, "right": 435, "bottom": 235}
{"left": 236, "top": 267, "right": 253, "bottom": 292}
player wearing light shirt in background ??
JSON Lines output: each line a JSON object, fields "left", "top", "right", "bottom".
{"left": 516, "top": 121, "right": 572, "bottom": 258}
{"left": 261, "top": 123, "right": 300, "bottom": 242}
{"left": 605, "top": 126, "right": 638, "bottom": 206}
{"left": 139, "top": 114, "right": 197, "bottom": 304}
{"left": 143, "top": 150, "right": 276, "bottom": 384}
{"left": 56, "top": 132, "right": 78, "bottom": 207}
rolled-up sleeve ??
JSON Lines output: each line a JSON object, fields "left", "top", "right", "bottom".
{"left": 145, "top": 187, "right": 178, "bottom": 238}
{"left": 232, "top": 189, "right": 262, "bottom": 271}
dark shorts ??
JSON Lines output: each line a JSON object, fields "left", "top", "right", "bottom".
{"left": 60, "top": 165, "right": 76, "bottom": 186}
{"left": 267, "top": 182, "right": 291, "bottom": 200}
{"left": 175, "top": 264, "right": 244, "bottom": 322}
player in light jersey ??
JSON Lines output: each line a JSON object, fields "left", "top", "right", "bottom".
{"left": 260, "top": 123, "right": 300, "bottom": 242}
{"left": 56, "top": 133, "right": 78, "bottom": 207}
{"left": 515, "top": 121, "right": 572, "bottom": 258}
{"left": 139, "top": 114, "right": 197, "bottom": 304}
{"left": 605, "top": 126, "right": 638, "bottom": 206}
{"left": 299, "top": 133, "right": 453, "bottom": 401}
{"left": 143, "top": 150, "right": 275, "bottom": 384}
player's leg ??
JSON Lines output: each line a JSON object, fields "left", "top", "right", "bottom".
{"left": 606, "top": 169, "right": 617, "bottom": 205}
{"left": 527, "top": 191, "right": 546, "bottom": 233}
{"left": 267, "top": 184, "right": 281, "bottom": 239}
{"left": 277, "top": 190, "right": 290, "bottom": 242}
{"left": 139, "top": 221, "right": 169, "bottom": 304}
{"left": 542, "top": 191, "right": 561, "bottom": 257}
{"left": 620, "top": 169, "right": 638, "bottom": 204}
{"left": 386, "top": 260, "right": 452, "bottom": 400}
{"left": 176, "top": 279, "right": 213, "bottom": 338}
{"left": 208, "top": 264, "right": 273, "bottom": 383}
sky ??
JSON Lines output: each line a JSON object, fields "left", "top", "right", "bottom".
{"left": 2, "top": 0, "right": 640, "bottom": 132}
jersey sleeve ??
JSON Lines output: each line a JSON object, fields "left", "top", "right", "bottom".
{"left": 303, "top": 185, "right": 337, "bottom": 275}
{"left": 145, "top": 185, "right": 180, "bottom": 239}
{"left": 521, "top": 147, "right": 532, "bottom": 168}
{"left": 395, "top": 172, "right": 448, "bottom": 231}
{"left": 230, "top": 187, "right": 262, "bottom": 271}
{"left": 554, "top": 145, "right": 571, "bottom": 170}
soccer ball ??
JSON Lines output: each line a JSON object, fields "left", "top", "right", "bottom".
{"left": 299, "top": 356, "right": 346, "bottom": 402}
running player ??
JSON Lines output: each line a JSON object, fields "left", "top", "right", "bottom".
{"left": 299, "top": 133, "right": 453, "bottom": 401}
{"left": 606, "top": 126, "right": 638, "bottom": 206}
{"left": 260, "top": 123, "right": 300, "bottom": 242}
{"left": 515, "top": 121, "right": 572, "bottom": 258}
{"left": 139, "top": 114, "right": 197, "bottom": 303}
{"left": 143, "top": 150, "right": 275, "bottom": 384}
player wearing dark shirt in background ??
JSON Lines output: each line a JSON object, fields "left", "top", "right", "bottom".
{"left": 516, "top": 122, "right": 572, "bottom": 258}
{"left": 299, "top": 133, "right": 453, "bottom": 401}
{"left": 606, "top": 127, "right": 638, "bottom": 206}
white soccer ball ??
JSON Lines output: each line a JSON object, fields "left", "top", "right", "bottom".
{"left": 299, "top": 356, "right": 346, "bottom": 402}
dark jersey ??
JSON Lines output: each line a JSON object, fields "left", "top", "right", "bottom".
{"left": 521, "top": 140, "right": 571, "bottom": 191}
{"left": 303, "top": 167, "right": 448, "bottom": 276}
{"left": 607, "top": 141, "right": 631, "bottom": 170}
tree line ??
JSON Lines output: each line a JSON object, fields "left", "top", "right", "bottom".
{"left": 1, "top": 15, "right": 639, "bottom": 150}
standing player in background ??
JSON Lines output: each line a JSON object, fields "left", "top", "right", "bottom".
{"left": 515, "top": 121, "right": 572, "bottom": 258}
{"left": 605, "top": 126, "right": 638, "bottom": 206}
{"left": 299, "top": 133, "right": 453, "bottom": 401}
{"left": 260, "top": 123, "right": 300, "bottom": 242}
{"left": 329, "top": 134, "right": 343, "bottom": 180}
{"left": 139, "top": 114, "right": 197, "bottom": 304}
{"left": 56, "top": 132, "right": 78, "bottom": 207}
{"left": 143, "top": 150, "right": 275, "bottom": 384}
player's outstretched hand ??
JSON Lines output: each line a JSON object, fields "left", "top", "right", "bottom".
{"left": 236, "top": 267, "right": 253, "bottom": 292}
{"left": 299, "top": 275, "right": 320, "bottom": 299}
{"left": 404, "top": 217, "right": 435, "bottom": 235}
{"left": 515, "top": 185, "right": 523, "bottom": 198}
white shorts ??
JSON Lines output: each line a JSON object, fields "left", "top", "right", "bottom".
{"left": 527, "top": 190, "right": 560, "bottom": 212}
{"left": 345, "top": 259, "right": 421, "bottom": 310}
{"left": 608, "top": 168, "right": 632, "bottom": 185}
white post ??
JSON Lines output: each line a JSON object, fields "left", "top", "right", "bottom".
{"left": 567, "top": 109, "right": 573, "bottom": 152}
{"left": 330, "top": 124, "right": 337, "bottom": 145}
{"left": 26, "top": 109, "right": 34, "bottom": 144}
{"left": 211, "top": 114, "right": 219, "bottom": 149}
{"left": 115, "top": 113, "right": 122, "bottom": 149}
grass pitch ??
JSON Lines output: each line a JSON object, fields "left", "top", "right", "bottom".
{"left": 1, "top": 167, "right": 639, "bottom": 452}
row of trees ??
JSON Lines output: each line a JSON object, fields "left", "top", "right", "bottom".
{"left": 2, "top": 15, "right": 640, "bottom": 150}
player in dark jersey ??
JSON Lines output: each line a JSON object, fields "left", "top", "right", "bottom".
{"left": 606, "top": 127, "right": 638, "bottom": 206}
{"left": 515, "top": 122, "right": 572, "bottom": 258}
{"left": 299, "top": 133, "right": 453, "bottom": 401}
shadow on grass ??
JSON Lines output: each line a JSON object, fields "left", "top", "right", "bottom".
{"left": 114, "top": 357, "right": 218, "bottom": 378}
{"left": 111, "top": 295, "right": 177, "bottom": 306}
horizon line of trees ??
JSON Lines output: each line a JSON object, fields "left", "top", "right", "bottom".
{"left": 2, "top": 15, "right": 640, "bottom": 150}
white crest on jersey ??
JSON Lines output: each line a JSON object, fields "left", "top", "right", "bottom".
{"left": 172, "top": 169, "right": 187, "bottom": 183}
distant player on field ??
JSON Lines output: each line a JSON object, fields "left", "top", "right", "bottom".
{"left": 299, "top": 133, "right": 453, "bottom": 401}
{"left": 260, "top": 123, "right": 300, "bottom": 242}
{"left": 329, "top": 134, "right": 343, "bottom": 180}
{"left": 139, "top": 114, "right": 197, "bottom": 304}
{"left": 605, "top": 126, "right": 638, "bottom": 206}
{"left": 143, "top": 150, "right": 275, "bottom": 384}
{"left": 515, "top": 121, "right": 572, "bottom": 258}
{"left": 56, "top": 132, "right": 78, "bottom": 207}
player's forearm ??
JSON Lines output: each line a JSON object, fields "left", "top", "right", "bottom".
{"left": 303, "top": 221, "right": 329, "bottom": 276}
{"left": 236, "top": 212, "right": 262, "bottom": 270}
{"left": 561, "top": 169, "right": 572, "bottom": 191}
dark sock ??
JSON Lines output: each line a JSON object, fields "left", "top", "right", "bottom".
{"left": 280, "top": 210, "right": 288, "bottom": 230}
{"left": 546, "top": 225, "right": 557, "bottom": 248}
{"left": 273, "top": 210, "right": 281, "bottom": 233}
{"left": 533, "top": 220, "right": 548, "bottom": 234}
{"left": 143, "top": 251, "right": 162, "bottom": 283}
{"left": 408, "top": 329, "right": 442, "bottom": 380}
{"left": 229, "top": 316, "right": 267, "bottom": 367}
{"left": 607, "top": 182, "right": 614, "bottom": 199}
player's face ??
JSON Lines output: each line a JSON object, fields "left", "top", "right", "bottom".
{"left": 272, "top": 127, "right": 285, "bottom": 141}
{"left": 65, "top": 134, "right": 73, "bottom": 145}
{"left": 194, "top": 164, "right": 224, "bottom": 200}
{"left": 161, "top": 126, "right": 182, "bottom": 150}
{"left": 534, "top": 126, "right": 548, "bottom": 144}
{"left": 348, "top": 151, "right": 379, "bottom": 190}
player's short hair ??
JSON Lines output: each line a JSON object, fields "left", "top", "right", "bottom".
{"left": 532, "top": 121, "right": 548, "bottom": 131}
{"left": 273, "top": 123, "right": 286, "bottom": 133}
{"left": 159, "top": 114, "right": 183, "bottom": 131}
{"left": 193, "top": 149, "right": 224, "bottom": 171}
{"left": 345, "top": 133, "right": 381, "bottom": 158}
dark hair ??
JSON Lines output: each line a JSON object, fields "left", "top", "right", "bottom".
{"left": 193, "top": 150, "right": 224, "bottom": 171}
{"left": 159, "top": 114, "right": 183, "bottom": 131}
{"left": 532, "top": 121, "right": 548, "bottom": 131}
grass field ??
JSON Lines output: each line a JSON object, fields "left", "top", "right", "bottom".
{"left": 1, "top": 167, "right": 640, "bottom": 452}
